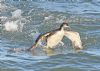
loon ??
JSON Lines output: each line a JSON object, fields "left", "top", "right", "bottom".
{"left": 28, "top": 22, "right": 83, "bottom": 51}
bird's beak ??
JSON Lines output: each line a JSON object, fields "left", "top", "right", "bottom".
{"left": 64, "top": 26, "right": 71, "bottom": 31}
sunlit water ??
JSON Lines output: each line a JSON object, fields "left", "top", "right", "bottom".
{"left": 0, "top": 0, "right": 100, "bottom": 71}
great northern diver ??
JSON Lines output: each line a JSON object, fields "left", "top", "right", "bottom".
{"left": 28, "top": 22, "right": 83, "bottom": 51}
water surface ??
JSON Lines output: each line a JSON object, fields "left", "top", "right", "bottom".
{"left": 0, "top": 0, "right": 100, "bottom": 71}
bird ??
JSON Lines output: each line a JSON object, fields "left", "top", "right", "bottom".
{"left": 28, "top": 22, "right": 83, "bottom": 51}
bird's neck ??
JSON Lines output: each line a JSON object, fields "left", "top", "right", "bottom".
{"left": 60, "top": 27, "right": 64, "bottom": 31}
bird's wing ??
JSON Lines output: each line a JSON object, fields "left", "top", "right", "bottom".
{"left": 64, "top": 31, "right": 83, "bottom": 49}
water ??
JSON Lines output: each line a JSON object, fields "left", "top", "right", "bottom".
{"left": 0, "top": 0, "right": 100, "bottom": 71}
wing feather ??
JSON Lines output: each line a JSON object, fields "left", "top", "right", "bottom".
{"left": 64, "top": 31, "right": 83, "bottom": 49}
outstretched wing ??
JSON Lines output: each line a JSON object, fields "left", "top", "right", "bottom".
{"left": 64, "top": 31, "right": 83, "bottom": 50}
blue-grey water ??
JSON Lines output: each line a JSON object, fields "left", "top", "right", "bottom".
{"left": 0, "top": 0, "right": 100, "bottom": 71}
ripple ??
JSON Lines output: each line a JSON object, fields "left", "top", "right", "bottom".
{"left": 0, "top": 0, "right": 100, "bottom": 71}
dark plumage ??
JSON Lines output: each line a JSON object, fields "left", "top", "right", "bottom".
{"left": 28, "top": 22, "right": 70, "bottom": 50}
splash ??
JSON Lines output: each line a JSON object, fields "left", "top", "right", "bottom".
{"left": 4, "top": 20, "right": 18, "bottom": 32}
{"left": 11, "top": 9, "right": 22, "bottom": 19}
{"left": 4, "top": 9, "right": 27, "bottom": 32}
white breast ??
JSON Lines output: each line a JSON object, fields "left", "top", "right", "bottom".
{"left": 47, "top": 30, "right": 64, "bottom": 48}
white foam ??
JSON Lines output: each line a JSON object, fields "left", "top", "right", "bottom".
{"left": 3, "top": 9, "right": 27, "bottom": 32}
{"left": 4, "top": 20, "right": 19, "bottom": 32}
{"left": 44, "top": 15, "right": 53, "bottom": 20}
{"left": 11, "top": 9, "right": 22, "bottom": 19}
